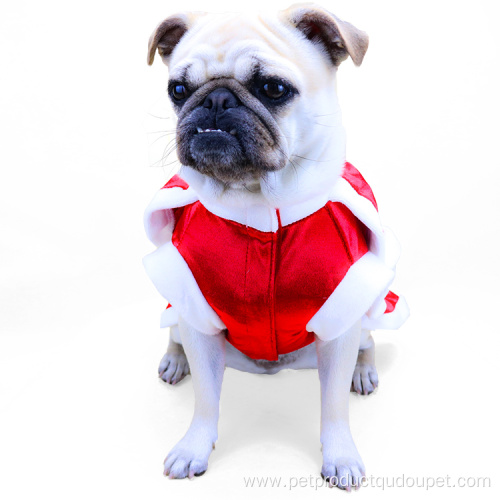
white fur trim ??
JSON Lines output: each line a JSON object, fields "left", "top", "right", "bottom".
{"left": 144, "top": 186, "right": 198, "bottom": 246}
{"left": 199, "top": 192, "right": 336, "bottom": 231}
{"left": 160, "top": 306, "right": 179, "bottom": 328}
{"left": 142, "top": 242, "right": 226, "bottom": 334}
{"left": 199, "top": 197, "right": 279, "bottom": 232}
{"left": 382, "top": 225, "right": 402, "bottom": 270}
{"left": 362, "top": 296, "right": 410, "bottom": 331}
{"left": 177, "top": 125, "right": 347, "bottom": 233}
{"left": 279, "top": 192, "right": 331, "bottom": 227}
{"left": 172, "top": 167, "right": 333, "bottom": 232}
{"left": 358, "top": 227, "right": 401, "bottom": 321}
{"left": 366, "top": 292, "right": 389, "bottom": 319}
{"left": 306, "top": 252, "right": 395, "bottom": 342}
{"left": 330, "top": 177, "right": 386, "bottom": 259}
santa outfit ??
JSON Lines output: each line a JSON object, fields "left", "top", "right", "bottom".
{"left": 143, "top": 162, "right": 409, "bottom": 361}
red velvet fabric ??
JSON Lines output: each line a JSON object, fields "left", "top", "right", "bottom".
{"left": 162, "top": 175, "right": 189, "bottom": 190}
{"left": 157, "top": 163, "right": 400, "bottom": 359}
{"left": 384, "top": 290, "right": 399, "bottom": 314}
{"left": 171, "top": 200, "right": 369, "bottom": 361}
{"left": 343, "top": 162, "right": 378, "bottom": 210}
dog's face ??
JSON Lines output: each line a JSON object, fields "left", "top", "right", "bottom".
{"left": 147, "top": 4, "right": 368, "bottom": 187}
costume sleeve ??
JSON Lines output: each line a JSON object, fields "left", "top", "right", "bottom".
{"left": 362, "top": 290, "right": 410, "bottom": 330}
{"left": 144, "top": 175, "right": 198, "bottom": 247}
{"left": 307, "top": 163, "right": 409, "bottom": 341}
{"left": 143, "top": 175, "right": 226, "bottom": 334}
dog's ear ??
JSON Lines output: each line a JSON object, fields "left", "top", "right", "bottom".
{"left": 280, "top": 3, "right": 369, "bottom": 66}
{"left": 147, "top": 12, "right": 204, "bottom": 66}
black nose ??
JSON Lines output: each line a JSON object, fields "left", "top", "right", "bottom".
{"left": 203, "top": 88, "right": 239, "bottom": 114}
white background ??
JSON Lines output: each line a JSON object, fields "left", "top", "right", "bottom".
{"left": 1, "top": 0, "right": 499, "bottom": 498}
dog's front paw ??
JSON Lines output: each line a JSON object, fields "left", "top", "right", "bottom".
{"left": 351, "top": 361, "right": 378, "bottom": 395}
{"left": 321, "top": 424, "right": 365, "bottom": 491}
{"left": 158, "top": 348, "right": 190, "bottom": 385}
{"left": 321, "top": 459, "right": 365, "bottom": 491}
{"left": 164, "top": 429, "right": 216, "bottom": 479}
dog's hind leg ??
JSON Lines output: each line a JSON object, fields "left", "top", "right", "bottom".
{"left": 351, "top": 329, "right": 378, "bottom": 395}
{"left": 158, "top": 325, "right": 190, "bottom": 384}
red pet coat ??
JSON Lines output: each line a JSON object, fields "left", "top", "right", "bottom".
{"left": 143, "top": 162, "right": 409, "bottom": 361}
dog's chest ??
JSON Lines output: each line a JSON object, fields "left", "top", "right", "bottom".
{"left": 172, "top": 200, "right": 368, "bottom": 360}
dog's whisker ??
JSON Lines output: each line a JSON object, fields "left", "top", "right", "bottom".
{"left": 149, "top": 137, "right": 179, "bottom": 168}
{"left": 273, "top": 143, "right": 306, "bottom": 192}
{"left": 147, "top": 113, "right": 172, "bottom": 120}
{"left": 312, "top": 111, "right": 341, "bottom": 117}
{"left": 161, "top": 141, "right": 178, "bottom": 157}
{"left": 158, "top": 139, "right": 177, "bottom": 159}
{"left": 243, "top": 184, "right": 261, "bottom": 194}
{"left": 148, "top": 129, "right": 177, "bottom": 135}
{"left": 149, "top": 133, "right": 172, "bottom": 147}
{"left": 292, "top": 154, "right": 335, "bottom": 163}
{"left": 312, "top": 122, "right": 343, "bottom": 128}
{"left": 157, "top": 149, "right": 179, "bottom": 167}
{"left": 162, "top": 147, "right": 182, "bottom": 165}
{"left": 162, "top": 158, "right": 181, "bottom": 168}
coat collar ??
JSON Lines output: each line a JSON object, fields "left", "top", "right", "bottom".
{"left": 178, "top": 126, "right": 347, "bottom": 232}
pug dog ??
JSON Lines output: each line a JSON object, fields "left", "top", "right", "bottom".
{"left": 143, "top": 2, "right": 409, "bottom": 490}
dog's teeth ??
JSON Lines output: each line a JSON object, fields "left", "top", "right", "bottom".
{"left": 229, "top": 129, "right": 236, "bottom": 135}
{"left": 197, "top": 128, "right": 230, "bottom": 134}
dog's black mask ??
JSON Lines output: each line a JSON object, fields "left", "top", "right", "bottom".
{"left": 172, "top": 78, "right": 293, "bottom": 184}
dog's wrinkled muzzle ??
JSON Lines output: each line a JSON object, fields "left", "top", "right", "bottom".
{"left": 175, "top": 78, "right": 289, "bottom": 183}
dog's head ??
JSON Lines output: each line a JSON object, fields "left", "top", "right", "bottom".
{"left": 147, "top": 3, "right": 368, "bottom": 191}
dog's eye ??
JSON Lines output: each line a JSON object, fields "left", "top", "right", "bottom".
{"left": 172, "top": 84, "right": 188, "bottom": 101}
{"left": 262, "top": 82, "right": 287, "bottom": 99}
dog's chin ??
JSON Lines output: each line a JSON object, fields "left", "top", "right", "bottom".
{"left": 182, "top": 131, "right": 280, "bottom": 185}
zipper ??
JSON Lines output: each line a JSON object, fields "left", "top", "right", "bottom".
{"left": 268, "top": 208, "right": 282, "bottom": 360}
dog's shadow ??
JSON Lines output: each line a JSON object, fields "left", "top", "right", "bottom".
{"left": 199, "top": 341, "right": 399, "bottom": 469}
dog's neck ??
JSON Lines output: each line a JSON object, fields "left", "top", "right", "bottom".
{"left": 179, "top": 125, "right": 346, "bottom": 212}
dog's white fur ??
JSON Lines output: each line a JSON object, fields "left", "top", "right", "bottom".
{"left": 163, "top": 8, "right": 347, "bottom": 208}
{"left": 148, "top": 4, "right": 381, "bottom": 490}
